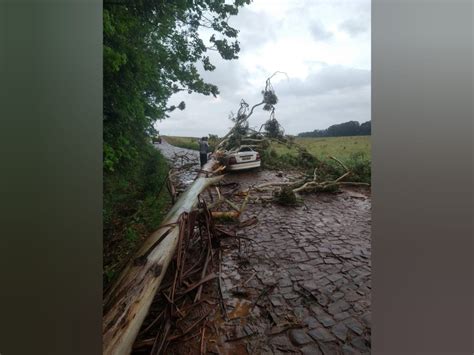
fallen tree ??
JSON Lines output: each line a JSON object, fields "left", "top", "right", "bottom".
{"left": 103, "top": 158, "right": 223, "bottom": 355}
{"left": 102, "top": 75, "right": 284, "bottom": 354}
{"left": 103, "top": 73, "right": 370, "bottom": 354}
{"left": 215, "top": 72, "right": 287, "bottom": 152}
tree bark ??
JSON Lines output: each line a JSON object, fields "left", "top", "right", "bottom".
{"left": 103, "top": 158, "right": 222, "bottom": 355}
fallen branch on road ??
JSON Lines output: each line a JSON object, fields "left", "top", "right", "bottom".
{"left": 103, "top": 157, "right": 225, "bottom": 355}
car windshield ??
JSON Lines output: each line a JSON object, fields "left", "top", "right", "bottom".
{"left": 238, "top": 147, "right": 253, "bottom": 152}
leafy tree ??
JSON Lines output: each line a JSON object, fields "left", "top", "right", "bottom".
{"left": 326, "top": 121, "right": 360, "bottom": 137}
{"left": 298, "top": 120, "right": 371, "bottom": 137}
{"left": 103, "top": 0, "right": 251, "bottom": 173}
{"left": 360, "top": 121, "right": 371, "bottom": 135}
{"left": 103, "top": 0, "right": 251, "bottom": 271}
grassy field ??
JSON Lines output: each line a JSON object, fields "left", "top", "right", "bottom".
{"left": 162, "top": 136, "right": 200, "bottom": 151}
{"left": 164, "top": 135, "right": 370, "bottom": 160}
{"left": 275, "top": 136, "right": 370, "bottom": 160}
{"left": 266, "top": 136, "right": 371, "bottom": 183}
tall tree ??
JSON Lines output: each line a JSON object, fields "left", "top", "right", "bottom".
{"left": 360, "top": 121, "right": 371, "bottom": 135}
{"left": 298, "top": 120, "right": 372, "bottom": 137}
{"left": 103, "top": 0, "right": 251, "bottom": 173}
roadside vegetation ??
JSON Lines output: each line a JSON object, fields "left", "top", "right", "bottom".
{"left": 103, "top": 146, "right": 172, "bottom": 289}
{"left": 165, "top": 135, "right": 371, "bottom": 183}
{"left": 275, "top": 136, "right": 371, "bottom": 159}
{"left": 264, "top": 136, "right": 371, "bottom": 183}
{"left": 104, "top": 70, "right": 372, "bottom": 351}
{"left": 103, "top": 1, "right": 250, "bottom": 289}
{"left": 163, "top": 136, "right": 200, "bottom": 151}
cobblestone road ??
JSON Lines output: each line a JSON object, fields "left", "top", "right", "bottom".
{"left": 156, "top": 141, "right": 371, "bottom": 354}
{"left": 219, "top": 188, "right": 371, "bottom": 355}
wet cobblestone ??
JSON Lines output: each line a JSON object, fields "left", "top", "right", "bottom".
{"left": 218, "top": 182, "right": 372, "bottom": 354}
{"left": 157, "top": 141, "right": 371, "bottom": 354}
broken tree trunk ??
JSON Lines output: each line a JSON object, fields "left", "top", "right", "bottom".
{"left": 103, "top": 157, "right": 222, "bottom": 355}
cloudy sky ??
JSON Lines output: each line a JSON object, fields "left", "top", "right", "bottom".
{"left": 156, "top": 0, "right": 371, "bottom": 137}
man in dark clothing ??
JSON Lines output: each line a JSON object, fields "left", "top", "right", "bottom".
{"left": 198, "top": 137, "right": 209, "bottom": 167}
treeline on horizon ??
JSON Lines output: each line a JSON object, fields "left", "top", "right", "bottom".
{"left": 298, "top": 120, "right": 371, "bottom": 138}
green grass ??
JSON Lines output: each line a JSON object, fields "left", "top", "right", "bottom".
{"left": 165, "top": 135, "right": 371, "bottom": 183}
{"left": 165, "top": 135, "right": 370, "bottom": 159}
{"left": 273, "top": 136, "right": 371, "bottom": 160}
{"left": 265, "top": 136, "right": 371, "bottom": 183}
{"left": 163, "top": 136, "right": 200, "bottom": 151}
{"left": 163, "top": 135, "right": 219, "bottom": 152}
{"left": 103, "top": 144, "right": 172, "bottom": 290}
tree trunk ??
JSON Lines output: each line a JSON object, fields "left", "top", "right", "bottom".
{"left": 103, "top": 158, "right": 222, "bottom": 355}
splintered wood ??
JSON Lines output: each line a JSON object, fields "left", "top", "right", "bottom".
{"left": 103, "top": 73, "right": 370, "bottom": 355}
{"left": 103, "top": 157, "right": 224, "bottom": 355}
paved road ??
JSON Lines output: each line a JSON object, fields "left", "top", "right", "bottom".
{"left": 154, "top": 139, "right": 200, "bottom": 188}
{"left": 219, "top": 190, "right": 371, "bottom": 354}
{"left": 156, "top": 141, "right": 371, "bottom": 354}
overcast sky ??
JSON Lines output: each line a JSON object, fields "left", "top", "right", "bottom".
{"left": 156, "top": 0, "right": 371, "bottom": 137}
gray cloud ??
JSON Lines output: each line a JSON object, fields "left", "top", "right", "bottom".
{"left": 310, "top": 21, "right": 333, "bottom": 41}
{"left": 162, "top": 71, "right": 370, "bottom": 136}
{"left": 275, "top": 85, "right": 371, "bottom": 134}
{"left": 229, "top": 8, "right": 278, "bottom": 51}
{"left": 160, "top": 64, "right": 370, "bottom": 137}
{"left": 156, "top": 0, "right": 371, "bottom": 137}
{"left": 339, "top": 18, "right": 368, "bottom": 36}
{"left": 277, "top": 65, "right": 370, "bottom": 97}
{"left": 339, "top": 0, "right": 371, "bottom": 37}
{"left": 230, "top": 83, "right": 371, "bottom": 136}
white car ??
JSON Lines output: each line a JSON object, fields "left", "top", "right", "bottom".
{"left": 225, "top": 147, "right": 261, "bottom": 171}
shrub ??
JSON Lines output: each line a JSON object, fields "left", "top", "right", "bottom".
{"left": 274, "top": 186, "right": 299, "bottom": 206}
{"left": 103, "top": 143, "right": 172, "bottom": 289}
{"left": 344, "top": 152, "right": 371, "bottom": 183}
{"left": 259, "top": 146, "right": 371, "bottom": 184}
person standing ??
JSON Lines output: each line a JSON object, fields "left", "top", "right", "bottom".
{"left": 198, "top": 137, "right": 209, "bottom": 167}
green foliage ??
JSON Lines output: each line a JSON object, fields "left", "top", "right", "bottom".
{"left": 260, "top": 136, "right": 371, "bottom": 183}
{"left": 103, "top": 145, "right": 171, "bottom": 230}
{"left": 104, "top": 142, "right": 119, "bottom": 172}
{"left": 269, "top": 147, "right": 278, "bottom": 158}
{"left": 104, "top": 0, "right": 250, "bottom": 173}
{"left": 343, "top": 152, "right": 371, "bottom": 183}
{"left": 273, "top": 186, "right": 299, "bottom": 206}
{"left": 299, "top": 120, "right": 371, "bottom": 137}
{"left": 272, "top": 136, "right": 371, "bottom": 160}
{"left": 103, "top": 1, "right": 250, "bottom": 286}
{"left": 263, "top": 117, "right": 284, "bottom": 138}
{"left": 125, "top": 226, "right": 138, "bottom": 245}
{"left": 262, "top": 91, "right": 278, "bottom": 111}
{"left": 103, "top": 145, "right": 172, "bottom": 288}
{"left": 297, "top": 150, "right": 317, "bottom": 168}
{"left": 208, "top": 134, "right": 219, "bottom": 150}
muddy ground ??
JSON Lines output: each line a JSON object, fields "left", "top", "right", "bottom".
{"left": 139, "top": 140, "right": 371, "bottom": 355}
